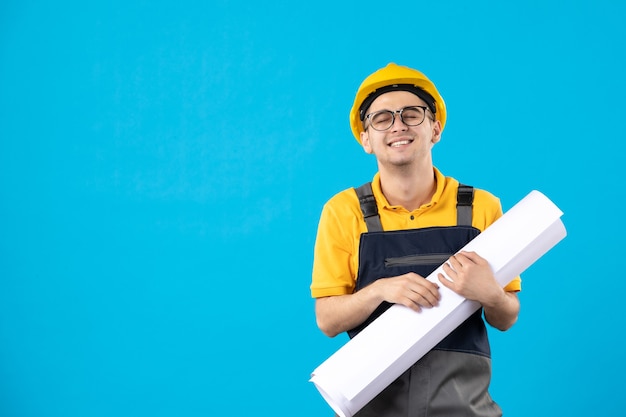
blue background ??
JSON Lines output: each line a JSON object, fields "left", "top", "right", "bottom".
{"left": 1, "top": 1, "right": 624, "bottom": 416}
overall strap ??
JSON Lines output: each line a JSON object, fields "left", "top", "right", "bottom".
{"left": 456, "top": 184, "right": 474, "bottom": 226}
{"left": 355, "top": 182, "right": 383, "bottom": 232}
{"left": 355, "top": 182, "right": 474, "bottom": 231}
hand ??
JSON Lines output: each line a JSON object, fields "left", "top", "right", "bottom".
{"left": 373, "top": 272, "right": 441, "bottom": 312}
{"left": 315, "top": 272, "right": 443, "bottom": 337}
{"left": 438, "top": 251, "right": 502, "bottom": 306}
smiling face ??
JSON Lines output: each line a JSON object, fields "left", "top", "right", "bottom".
{"left": 360, "top": 90, "right": 442, "bottom": 171}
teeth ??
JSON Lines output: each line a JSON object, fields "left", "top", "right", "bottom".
{"left": 390, "top": 140, "right": 411, "bottom": 147}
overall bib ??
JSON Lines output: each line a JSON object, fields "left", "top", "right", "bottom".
{"left": 348, "top": 183, "right": 502, "bottom": 417}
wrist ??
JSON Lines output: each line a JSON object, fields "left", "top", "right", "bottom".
{"left": 359, "top": 280, "right": 384, "bottom": 306}
{"left": 482, "top": 287, "right": 508, "bottom": 310}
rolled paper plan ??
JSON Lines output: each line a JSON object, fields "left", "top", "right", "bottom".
{"left": 310, "top": 190, "right": 567, "bottom": 417}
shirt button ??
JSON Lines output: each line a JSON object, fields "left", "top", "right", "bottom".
{"left": 410, "top": 215, "right": 415, "bottom": 220}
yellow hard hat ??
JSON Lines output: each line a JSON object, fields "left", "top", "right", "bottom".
{"left": 349, "top": 63, "right": 446, "bottom": 143}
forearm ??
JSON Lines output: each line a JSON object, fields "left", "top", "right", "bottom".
{"left": 315, "top": 285, "right": 383, "bottom": 338}
{"left": 483, "top": 290, "right": 520, "bottom": 331}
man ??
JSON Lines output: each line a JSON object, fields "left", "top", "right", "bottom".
{"left": 310, "top": 63, "right": 521, "bottom": 416}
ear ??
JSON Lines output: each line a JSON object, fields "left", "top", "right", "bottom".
{"left": 431, "top": 119, "right": 442, "bottom": 144}
{"left": 361, "top": 130, "right": 374, "bottom": 154}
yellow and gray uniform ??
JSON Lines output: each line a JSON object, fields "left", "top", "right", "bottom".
{"left": 311, "top": 168, "right": 520, "bottom": 417}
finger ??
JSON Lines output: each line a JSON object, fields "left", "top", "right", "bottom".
{"left": 458, "top": 251, "right": 482, "bottom": 265}
{"left": 395, "top": 292, "right": 427, "bottom": 311}
{"left": 421, "top": 279, "right": 442, "bottom": 298}
{"left": 448, "top": 255, "right": 463, "bottom": 269}
{"left": 438, "top": 272, "right": 455, "bottom": 289}
{"left": 405, "top": 299, "right": 422, "bottom": 312}
{"left": 446, "top": 257, "right": 464, "bottom": 274}
{"left": 409, "top": 282, "right": 440, "bottom": 306}
{"left": 442, "top": 262, "right": 456, "bottom": 277}
{"left": 410, "top": 291, "right": 439, "bottom": 308}
{"left": 406, "top": 272, "right": 440, "bottom": 293}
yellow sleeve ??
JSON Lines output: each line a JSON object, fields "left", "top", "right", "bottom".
{"left": 310, "top": 191, "right": 363, "bottom": 298}
{"left": 504, "top": 277, "right": 522, "bottom": 292}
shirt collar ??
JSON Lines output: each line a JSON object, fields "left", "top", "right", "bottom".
{"left": 371, "top": 167, "right": 445, "bottom": 211}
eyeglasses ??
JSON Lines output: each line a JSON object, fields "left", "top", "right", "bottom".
{"left": 365, "top": 106, "right": 429, "bottom": 131}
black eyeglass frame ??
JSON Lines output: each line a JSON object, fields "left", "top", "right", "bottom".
{"left": 364, "top": 105, "right": 430, "bottom": 131}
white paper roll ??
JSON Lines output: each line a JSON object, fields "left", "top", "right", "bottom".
{"left": 310, "top": 190, "right": 567, "bottom": 417}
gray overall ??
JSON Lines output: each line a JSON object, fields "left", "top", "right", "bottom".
{"left": 348, "top": 183, "right": 502, "bottom": 417}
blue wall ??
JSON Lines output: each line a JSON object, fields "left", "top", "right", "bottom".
{"left": 1, "top": 1, "right": 624, "bottom": 416}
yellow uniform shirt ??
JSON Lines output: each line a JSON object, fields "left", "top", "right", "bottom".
{"left": 311, "top": 168, "right": 521, "bottom": 298}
